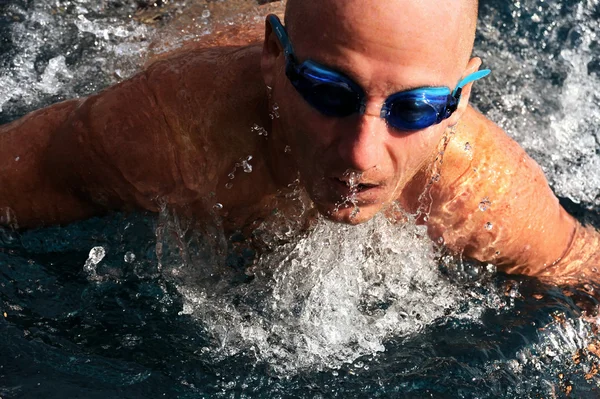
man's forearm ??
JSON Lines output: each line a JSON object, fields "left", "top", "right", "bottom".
{"left": 540, "top": 223, "right": 600, "bottom": 282}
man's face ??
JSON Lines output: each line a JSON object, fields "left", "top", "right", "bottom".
{"left": 265, "top": 2, "right": 473, "bottom": 224}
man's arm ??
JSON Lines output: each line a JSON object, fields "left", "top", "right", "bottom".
{"left": 0, "top": 44, "right": 267, "bottom": 230}
{"left": 0, "top": 99, "right": 101, "bottom": 228}
{"left": 427, "top": 106, "right": 599, "bottom": 280}
{"left": 0, "top": 61, "right": 200, "bottom": 228}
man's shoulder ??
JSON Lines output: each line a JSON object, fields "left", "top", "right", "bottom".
{"left": 453, "top": 106, "right": 506, "bottom": 148}
{"left": 443, "top": 106, "right": 523, "bottom": 183}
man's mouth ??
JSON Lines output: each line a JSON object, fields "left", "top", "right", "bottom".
{"left": 332, "top": 177, "right": 380, "bottom": 193}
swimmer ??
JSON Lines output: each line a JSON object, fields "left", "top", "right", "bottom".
{"left": 0, "top": 0, "right": 598, "bottom": 283}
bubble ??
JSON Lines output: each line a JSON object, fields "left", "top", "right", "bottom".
{"left": 202, "top": 10, "right": 211, "bottom": 18}
{"left": 485, "top": 222, "right": 493, "bottom": 230}
{"left": 213, "top": 203, "right": 223, "bottom": 210}
{"left": 228, "top": 173, "right": 235, "bottom": 180}
{"left": 284, "top": 145, "right": 291, "bottom": 153}
{"left": 479, "top": 197, "right": 491, "bottom": 211}
{"left": 225, "top": 183, "right": 233, "bottom": 189}
{"left": 124, "top": 251, "right": 136, "bottom": 263}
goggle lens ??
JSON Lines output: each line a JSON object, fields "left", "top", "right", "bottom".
{"left": 290, "top": 65, "right": 362, "bottom": 117}
{"left": 386, "top": 99, "right": 440, "bottom": 131}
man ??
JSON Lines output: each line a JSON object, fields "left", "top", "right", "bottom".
{"left": 0, "top": 0, "right": 598, "bottom": 281}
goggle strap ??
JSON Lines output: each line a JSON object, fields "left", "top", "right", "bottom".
{"left": 268, "top": 15, "right": 296, "bottom": 62}
{"left": 451, "top": 69, "right": 491, "bottom": 97}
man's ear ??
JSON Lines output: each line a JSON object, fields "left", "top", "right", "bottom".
{"left": 447, "top": 57, "right": 483, "bottom": 127}
{"left": 261, "top": 15, "right": 281, "bottom": 88}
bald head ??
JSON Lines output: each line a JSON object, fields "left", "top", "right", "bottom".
{"left": 284, "top": 0, "right": 479, "bottom": 73}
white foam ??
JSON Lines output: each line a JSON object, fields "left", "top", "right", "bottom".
{"left": 0, "top": 0, "right": 153, "bottom": 118}
{"left": 36, "top": 56, "right": 73, "bottom": 95}
{"left": 476, "top": 0, "right": 600, "bottom": 207}
{"left": 175, "top": 214, "right": 479, "bottom": 373}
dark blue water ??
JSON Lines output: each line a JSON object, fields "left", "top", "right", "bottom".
{"left": 2, "top": 213, "right": 599, "bottom": 398}
{"left": 1, "top": 0, "right": 600, "bottom": 398}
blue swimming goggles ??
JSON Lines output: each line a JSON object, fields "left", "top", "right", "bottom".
{"left": 268, "top": 15, "right": 491, "bottom": 131}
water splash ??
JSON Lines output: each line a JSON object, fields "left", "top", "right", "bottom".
{"left": 476, "top": 0, "right": 600, "bottom": 207}
{"left": 174, "top": 213, "right": 477, "bottom": 374}
{"left": 0, "top": 0, "right": 154, "bottom": 122}
{"left": 333, "top": 170, "right": 363, "bottom": 219}
{"left": 84, "top": 246, "right": 106, "bottom": 279}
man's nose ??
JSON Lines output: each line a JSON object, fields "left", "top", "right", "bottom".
{"left": 336, "top": 110, "right": 387, "bottom": 172}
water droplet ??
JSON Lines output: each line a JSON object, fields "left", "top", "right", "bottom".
{"left": 485, "top": 222, "right": 493, "bottom": 230}
{"left": 437, "top": 236, "right": 444, "bottom": 244}
{"left": 269, "top": 102, "right": 280, "bottom": 119}
{"left": 479, "top": 197, "right": 491, "bottom": 211}
{"left": 251, "top": 124, "right": 268, "bottom": 136}
{"left": 124, "top": 251, "right": 136, "bottom": 263}
{"left": 241, "top": 159, "right": 252, "bottom": 173}
{"left": 14, "top": 156, "right": 20, "bottom": 162}
{"left": 225, "top": 183, "right": 233, "bottom": 189}
{"left": 213, "top": 203, "right": 223, "bottom": 210}
{"left": 84, "top": 246, "right": 105, "bottom": 277}
{"left": 202, "top": 9, "right": 210, "bottom": 18}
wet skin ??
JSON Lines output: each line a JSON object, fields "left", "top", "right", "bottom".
{"left": 0, "top": 3, "right": 599, "bottom": 283}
